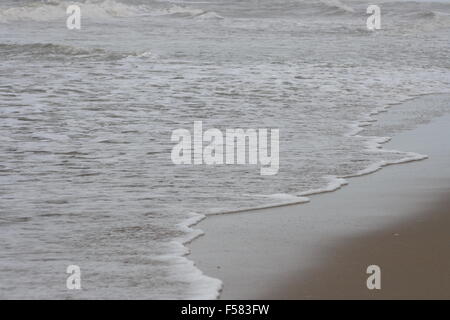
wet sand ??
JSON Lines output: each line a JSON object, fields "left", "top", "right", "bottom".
{"left": 265, "top": 192, "right": 450, "bottom": 299}
{"left": 189, "top": 109, "right": 450, "bottom": 299}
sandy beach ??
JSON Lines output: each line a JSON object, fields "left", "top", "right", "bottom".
{"left": 189, "top": 99, "right": 450, "bottom": 299}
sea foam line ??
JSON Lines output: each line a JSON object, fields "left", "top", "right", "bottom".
{"left": 192, "top": 92, "right": 449, "bottom": 217}
{"left": 170, "top": 212, "right": 223, "bottom": 299}
{"left": 182, "top": 92, "right": 443, "bottom": 299}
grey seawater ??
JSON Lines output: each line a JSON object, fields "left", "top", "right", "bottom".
{"left": 0, "top": 0, "right": 449, "bottom": 298}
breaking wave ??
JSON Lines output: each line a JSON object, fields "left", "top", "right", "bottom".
{"left": 410, "top": 10, "right": 450, "bottom": 20}
{"left": 0, "top": 0, "right": 223, "bottom": 23}
{"left": 318, "top": 0, "right": 355, "bottom": 14}
{"left": 0, "top": 42, "right": 158, "bottom": 62}
{"left": 0, "top": 42, "right": 105, "bottom": 56}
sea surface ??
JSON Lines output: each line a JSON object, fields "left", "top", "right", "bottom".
{"left": 0, "top": 0, "right": 449, "bottom": 298}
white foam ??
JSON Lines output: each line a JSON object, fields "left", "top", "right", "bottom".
{"left": 341, "top": 95, "right": 432, "bottom": 179}
{"left": 299, "top": 176, "right": 349, "bottom": 197}
{"left": 0, "top": 1, "right": 220, "bottom": 23}
{"left": 170, "top": 212, "right": 223, "bottom": 299}
{"left": 0, "top": 0, "right": 143, "bottom": 22}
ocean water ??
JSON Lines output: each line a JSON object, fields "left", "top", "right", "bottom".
{"left": 0, "top": 0, "right": 449, "bottom": 299}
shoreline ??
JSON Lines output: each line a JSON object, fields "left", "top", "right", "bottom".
{"left": 186, "top": 92, "right": 449, "bottom": 218}
{"left": 188, "top": 96, "right": 450, "bottom": 299}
